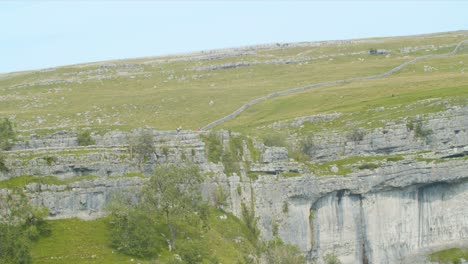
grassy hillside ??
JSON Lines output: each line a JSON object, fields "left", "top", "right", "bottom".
{"left": 0, "top": 31, "right": 467, "bottom": 134}
{"left": 1, "top": 31, "right": 467, "bottom": 263}
{"left": 31, "top": 209, "right": 258, "bottom": 264}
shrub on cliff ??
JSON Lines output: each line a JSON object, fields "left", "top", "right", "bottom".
{"left": 0, "top": 152, "right": 8, "bottom": 172}
{"left": 262, "top": 133, "right": 286, "bottom": 147}
{"left": 347, "top": 128, "right": 366, "bottom": 142}
{"left": 201, "top": 132, "right": 222, "bottom": 163}
{"left": 300, "top": 134, "right": 315, "bottom": 156}
{"left": 0, "top": 118, "right": 16, "bottom": 150}
{"left": 77, "top": 130, "right": 95, "bottom": 146}
{"left": 128, "top": 130, "right": 155, "bottom": 165}
{"left": 263, "top": 239, "right": 305, "bottom": 264}
{"left": 323, "top": 252, "right": 342, "bottom": 264}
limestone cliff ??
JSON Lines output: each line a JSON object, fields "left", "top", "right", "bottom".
{"left": 1, "top": 106, "right": 467, "bottom": 263}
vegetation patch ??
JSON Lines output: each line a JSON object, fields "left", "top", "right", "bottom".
{"left": 0, "top": 118, "right": 16, "bottom": 150}
{"left": 213, "top": 185, "right": 229, "bottom": 209}
{"left": 201, "top": 132, "right": 222, "bottom": 163}
{"left": 414, "top": 121, "right": 433, "bottom": 139}
{"left": 347, "top": 128, "right": 366, "bottom": 142}
{"left": 308, "top": 155, "right": 403, "bottom": 176}
{"left": 221, "top": 134, "right": 244, "bottom": 176}
{"left": 76, "top": 130, "right": 95, "bottom": 146}
{"left": 128, "top": 130, "right": 155, "bottom": 167}
{"left": 358, "top": 163, "right": 380, "bottom": 170}
{"left": 247, "top": 171, "right": 261, "bottom": 181}
{"left": 262, "top": 132, "right": 287, "bottom": 147}
{"left": 240, "top": 202, "right": 260, "bottom": 243}
{"left": 281, "top": 171, "right": 301, "bottom": 178}
{"left": 0, "top": 175, "right": 98, "bottom": 189}
{"left": 386, "top": 156, "right": 404, "bottom": 162}
{"left": 1, "top": 189, "right": 51, "bottom": 264}
{"left": 30, "top": 217, "right": 146, "bottom": 264}
{"left": 43, "top": 156, "right": 58, "bottom": 166}
{"left": 0, "top": 153, "right": 8, "bottom": 172}
{"left": 246, "top": 138, "right": 261, "bottom": 162}
{"left": 429, "top": 248, "right": 468, "bottom": 264}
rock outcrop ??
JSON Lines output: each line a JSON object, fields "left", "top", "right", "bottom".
{"left": 1, "top": 106, "right": 468, "bottom": 263}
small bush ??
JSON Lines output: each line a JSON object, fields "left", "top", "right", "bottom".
{"left": 282, "top": 201, "right": 289, "bottom": 214}
{"left": 161, "top": 146, "right": 169, "bottom": 157}
{"left": 272, "top": 220, "right": 279, "bottom": 237}
{"left": 129, "top": 130, "right": 155, "bottom": 164}
{"left": 347, "top": 128, "right": 366, "bottom": 142}
{"left": 323, "top": 252, "right": 342, "bottom": 264}
{"left": 201, "top": 133, "right": 223, "bottom": 163}
{"left": 263, "top": 240, "right": 305, "bottom": 264}
{"left": 300, "top": 134, "right": 315, "bottom": 156}
{"left": 241, "top": 202, "right": 259, "bottom": 242}
{"left": 213, "top": 186, "right": 229, "bottom": 209}
{"left": 0, "top": 153, "right": 8, "bottom": 172}
{"left": 221, "top": 135, "right": 244, "bottom": 176}
{"left": 247, "top": 171, "right": 260, "bottom": 181}
{"left": 358, "top": 163, "right": 380, "bottom": 170}
{"left": 0, "top": 118, "right": 16, "bottom": 150}
{"left": 229, "top": 135, "right": 244, "bottom": 157}
{"left": 77, "top": 130, "right": 95, "bottom": 146}
{"left": 222, "top": 150, "right": 241, "bottom": 176}
{"left": 180, "top": 152, "right": 187, "bottom": 161}
{"left": 43, "top": 156, "right": 57, "bottom": 166}
{"left": 177, "top": 240, "right": 208, "bottom": 264}
{"left": 406, "top": 120, "right": 414, "bottom": 131}
{"left": 246, "top": 138, "right": 261, "bottom": 162}
{"left": 262, "top": 133, "right": 286, "bottom": 147}
{"left": 414, "top": 122, "right": 433, "bottom": 139}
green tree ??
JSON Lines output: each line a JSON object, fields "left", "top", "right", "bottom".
{"left": 128, "top": 130, "right": 155, "bottom": 166}
{"left": 0, "top": 189, "right": 51, "bottom": 263}
{"left": 108, "top": 163, "right": 206, "bottom": 257}
{"left": 143, "top": 163, "right": 204, "bottom": 251}
{"left": 0, "top": 118, "right": 16, "bottom": 150}
{"left": 107, "top": 194, "right": 164, "bottom": 257}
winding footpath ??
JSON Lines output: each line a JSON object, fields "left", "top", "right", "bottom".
{"left": 201, "top": 39, "right": 468, "bottom": 131}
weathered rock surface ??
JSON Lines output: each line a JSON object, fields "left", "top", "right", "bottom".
{"left": 1, "top": 106, "right": 468, "bottom": 263}
{"left": 306, "top": 105, "right": 468, "bottom": 162}
{"left": 247, "top": 159, "right": 468, "bottom": 264}
{"left": 27, "top": 177, "right": 147, "bottom": 220}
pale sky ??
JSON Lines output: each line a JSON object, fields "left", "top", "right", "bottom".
{"left": 1, "top": 1, "right": 467, "bottom": 73}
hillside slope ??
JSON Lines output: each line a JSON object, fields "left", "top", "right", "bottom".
{"left": 0, "top": 31, "right": 467, "bottom": 134}
{"left": 1, "top": 31, "right": 468, "bottom": 264}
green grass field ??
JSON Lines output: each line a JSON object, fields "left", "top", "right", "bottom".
{"left": 30, "top": 218, "right": 144, "bottom": 264}
{"left": 30, "top": 208, "right": 257, "bottom": 264}
{"left": 1, "top": 31, "right": 467, "bottom": 134}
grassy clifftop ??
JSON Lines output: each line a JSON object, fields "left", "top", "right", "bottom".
{"left": 1, "top": 31, "right": 467, "bottom": 134}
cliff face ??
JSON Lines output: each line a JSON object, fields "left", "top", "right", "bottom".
{"left": 1, "top": 106, "right": 468, "bottom": 263}
{"left": 249, "top": 160, "right": 468, "bottom": 264}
